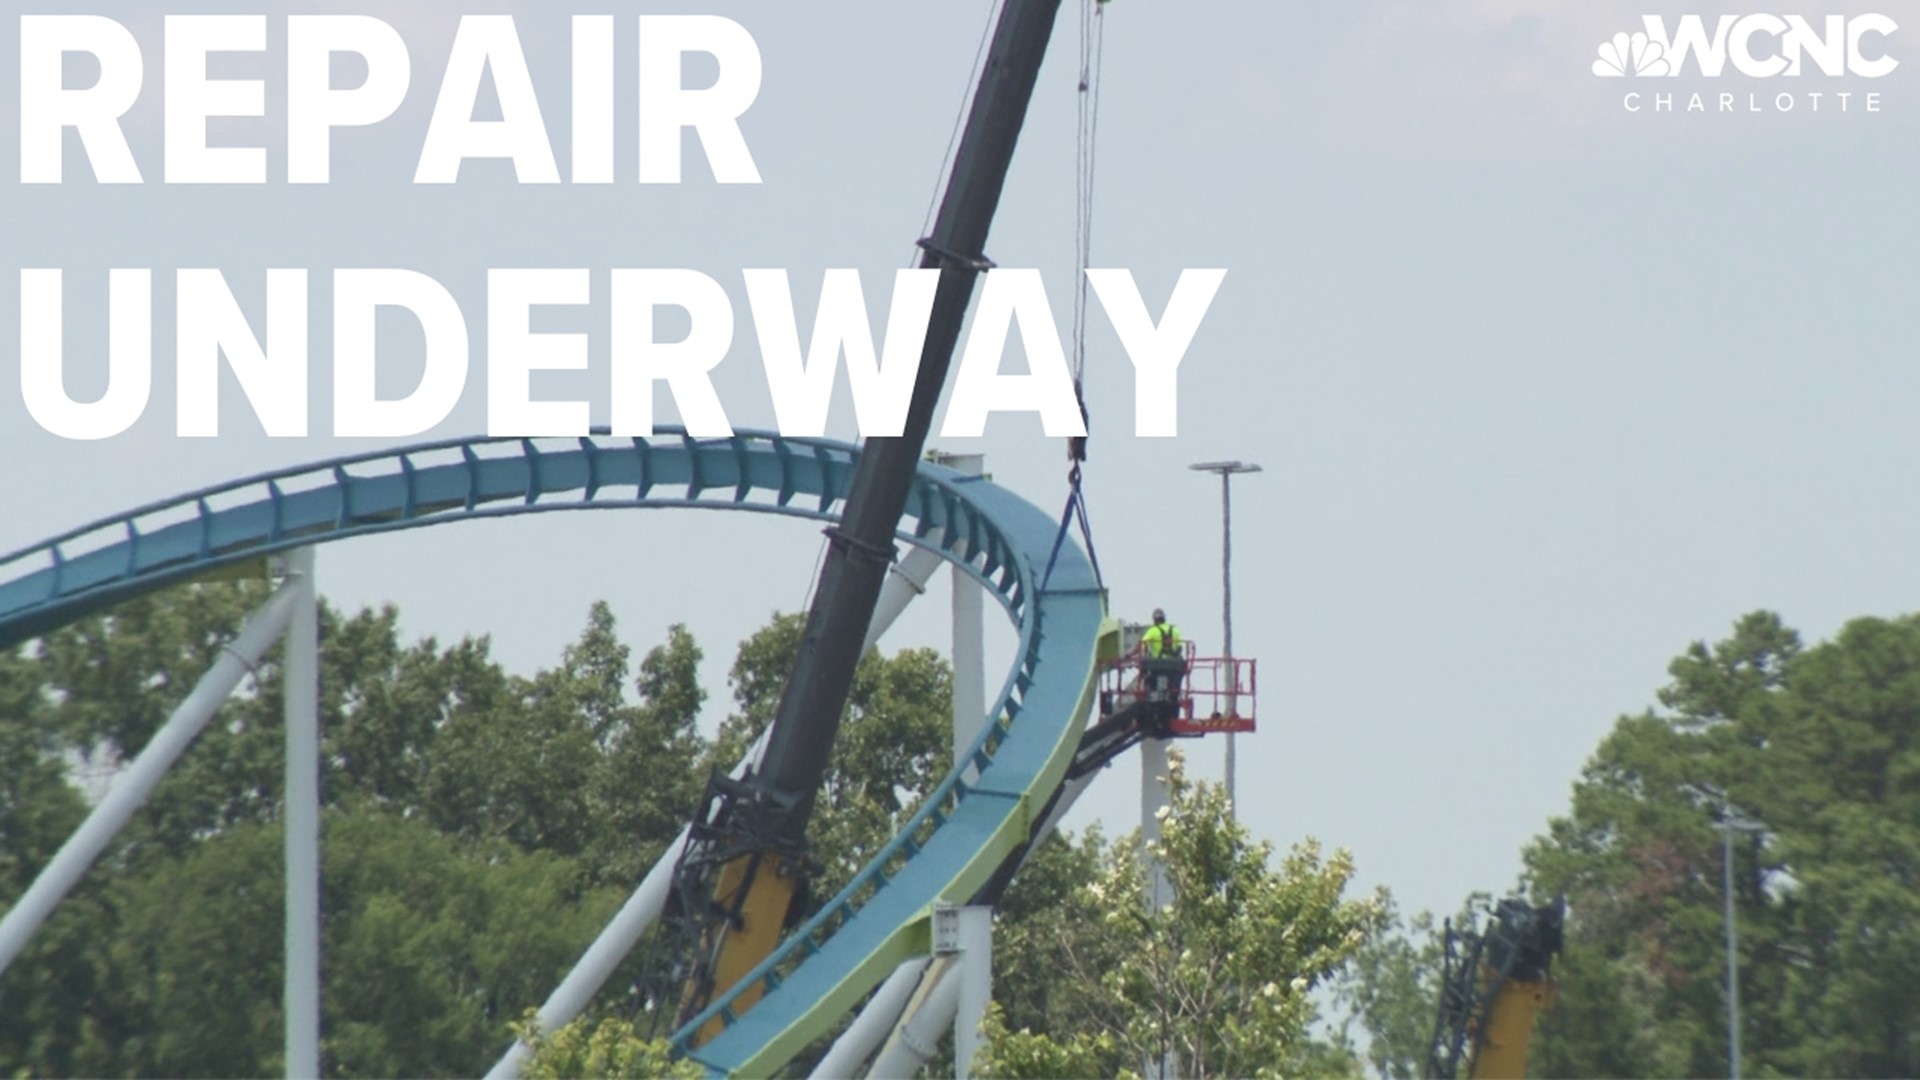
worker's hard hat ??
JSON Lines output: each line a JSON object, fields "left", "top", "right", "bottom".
{"left": 1152, "top": 608, "right": 1165, "bottom": 622}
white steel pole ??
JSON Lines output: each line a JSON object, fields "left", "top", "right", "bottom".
{"left": 1721, "top": 805, "right": 1758, "bottom": 1080}
{"left": 484, "top": 731, "right": 770, "bottom": 1080}
{"left": 1221, "top": 471, "right": 1236, "bottom": 813}
{"left": 953, "top": 906, "right": 994, "bottom": 1079}
{"left": 1140, "top": 739, "right": 1173, "bottom": 913}
{"left": 870, "top": 546, "right": 944, "bottom": 646}
{"left": 1724, "top": 818, "right": 1740, "bottom": 1080}
{"left": 282, "top": 548, "right": 321, "bottom": 1080}
{"left": 1140, "top": 742, "right": 1174, "bottom": 1080}
{"left": 0, "top": 580, "right": 301, "bottom": 976}
{"left": 485, "top": 829, "right": 693, "bottom": 1079}
{"left": 1190, "top": 460, "right": 1260, "bottom": 819}
{"left": 934, "top": 453, "right": 988, "bottom": 771}
{"left": 868, "top": 960, "right": 961, "bottom": 1080}
{"left": 810, "top": 956, "right": 932, "bottom": 1079}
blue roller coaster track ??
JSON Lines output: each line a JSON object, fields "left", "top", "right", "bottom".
{"left": 0, "top": 430, "right": 1106, "bottom": 1077}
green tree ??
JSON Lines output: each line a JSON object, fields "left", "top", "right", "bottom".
{"left": 583, "top": 619, "right": 707, "bottom": 885}
{"left": 0, "top": 586, "right": 695, "bottom": 1076}
{"left": 0, "top": 645, "right": 100, "bottom": 1074}
{"left": 320, "top": 808, "right": 622, "bottom": 1077}
{"left": 1525, "top": 611, "right": 1920, "bottom": 1078}
{"left": 514, "top": 1012, "right": 705, "bottom": 1080}
{"left": 993, "top": 827, "right": 1124, "bottom": 1044}
{"left": 979, "top": 751, "right": 1383, "bottom": 1079}
{"left": 1328, "top": 899, "right": 1448, "bottom": 1079}
{"left": 707, "top": 612, "right": 952, "bottom": 901}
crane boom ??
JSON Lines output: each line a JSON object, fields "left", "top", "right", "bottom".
{"left": 669, "top": 0, "right": 1069, "bottom": 1040}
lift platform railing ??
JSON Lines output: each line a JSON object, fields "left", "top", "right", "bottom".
{"left": 1096, "top": 645, "right": 1256, "bottom": 738}
{"left": 1169, "top": 656, "right": 1256, "bottom": 736}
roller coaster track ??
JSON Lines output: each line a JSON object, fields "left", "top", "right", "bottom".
{"left": 0, "top": 430, "right": 1105, "bottom": 1077}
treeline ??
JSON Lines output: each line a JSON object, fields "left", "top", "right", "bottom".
{"left": 1337, "top": 612, "right": 1920, "bottom": 1078}
{"left": 42, "top": 577, "right": 1876, "bottom": 1076}
{"left": 0, "top": 580, "right": 1379, "bottom": 1078}
{"left": 0, "top": 581, "right": 955, "bottom": 1076}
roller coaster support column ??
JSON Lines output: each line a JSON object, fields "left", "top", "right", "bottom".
{"left": 0, "top": 579, "right": 301, "bottom": 976}
{"left": 1141, "top": 741, "right": 1173, "bottom": 912}
{"left": 946, "top": 904, "right": 994, "bottom": 1078}
{"left": 681, "top": 0, "right": 1065, "bottom": 1036}
{"left": 869, "top": 960, "right": 961, "bottom": 1078}
{"left": 1141, "top": 742, "right": 1174, "bottom": 1080}
{"left": 930, "top": 452, "right": 988, "bottom": 772}
{"left": 808, "top": 956, "right": 931, "bottom": 1079}
{"left": 281, "top": 549, "right": 321, "bottom": 1079}
{"left": 871, "top": 548, "right": 943, "bottom": 647}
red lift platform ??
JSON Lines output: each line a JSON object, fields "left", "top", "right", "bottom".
{"left": 1097, "top": 641, "right": 1257, "bottom": 737}
{"left": 1059, "top": 637, "right": 1257, "bottom": 784}
{"left": 1075, "top": 634, "right": 1251, "bottom": 776}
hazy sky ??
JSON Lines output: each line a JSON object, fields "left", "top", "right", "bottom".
{"left": 5, "top": 0, "right": 1918, "bottom": 930}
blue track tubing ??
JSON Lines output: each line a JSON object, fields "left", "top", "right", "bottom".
{"left": 0, "top": 430, "right": 1105, "bottom": 1076}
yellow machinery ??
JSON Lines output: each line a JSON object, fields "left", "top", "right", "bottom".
{"left": 1426, "top": 897, "right": 1564, "bottom": 1079}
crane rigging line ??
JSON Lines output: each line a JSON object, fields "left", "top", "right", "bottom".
{"left": 916, "top": 0, "right": 1009, "bottom": 265}
{"left": 1047, "top": 0, "right": 1110, "bottom": 593}
{"left": 1072, "top": 0, "right": 1109, "bottom": 390}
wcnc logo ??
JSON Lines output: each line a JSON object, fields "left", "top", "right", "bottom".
{"left": 1593, "top": 14, "right": 1898, "bottom": 114}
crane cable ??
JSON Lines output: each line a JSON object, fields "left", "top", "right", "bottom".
{"left": 915, "top": 0, "right": 1006, "bottom": 265}
{"left": 1044, "top": 0, "right": 1109, "bottom": 592}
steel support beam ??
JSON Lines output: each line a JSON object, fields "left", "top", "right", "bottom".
{"left": 809, "top": 956, "right": 931, "bottom": 1080}
{"left": 868, "top": 959, "right": 960, "bottom": 1080}
{"left": 936, "top": 453, "right": 988, "bottom": 774}
{"left": 0, "top": 580, "right": 301, "bottom": 976}
{"left": 1140, "top": 739, "right": 1173, "bottom": 913}
{"left": 282, "top": 549, "right": 321, "bottom": 1079}
{"left": 952, "top": 906, "right": 994, "bottom": 1079}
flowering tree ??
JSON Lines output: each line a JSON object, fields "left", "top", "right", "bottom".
{"left": 513, "top": 1012, "right": 703, "bottom": 1080}
{"left": 980, "top": 751, "right": 1386, "bottom": 1079}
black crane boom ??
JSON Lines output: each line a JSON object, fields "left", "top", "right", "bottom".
{"left": 758, "top": 0, "right": 1067, "bottom": 833}
{"left": 670, "top": 0, "right": 1069, "bottom": 1039}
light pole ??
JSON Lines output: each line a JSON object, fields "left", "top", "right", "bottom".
{"left": 1189, "top": 460, "right": 1261, "bottom": 814}
{"left": 1719, "top": 803, "right": 1763, "bottom": 1080}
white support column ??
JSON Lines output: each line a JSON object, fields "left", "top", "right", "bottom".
{"left": 1140, "top": 739, "right": 1173, "bottom": 913}
{"left": 1140, "top": 743, "right": 1175, "bottom": 1079}
{"left": 930, "top": 452, "right": 987, "bottom": 771}
{"left": 485, "top": 825, "right": 695, "bottom": 1079}
{"left": 810, "top": 956, "right": 932, "bottom": 1079}
{"left": 868, "top": 959, "right": 960, "bottom": 1080}
{"left": 486, "top": 732, "right": 780, "bottom": 1080}
{"left": 0, "top": 580, "right": 301, "bottom": 976}
{"left": 952, "top": 547, "right": 985, "bottom": 772}
{"left": 282, "top": 549, "right": 321, "bottom": 1080}
{"left": 869, "top": 546, "right": 943, "bottom": 650}
{"left": 952, "top": 905, "right": 994, "bottom": 1079}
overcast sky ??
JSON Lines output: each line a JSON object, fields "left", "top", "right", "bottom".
{"left": 5, "top": 0, "right": 1918, "bottom": 927}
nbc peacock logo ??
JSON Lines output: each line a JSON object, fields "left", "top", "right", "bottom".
{"left": 1594, "top": 14, "right": 1896, "bottom": 114}
{"left": 1593, "top": 31, "right": 1671, "bottom": 76}
{"left": 1589, "top": 15, "right": 1898, "bottom": 78}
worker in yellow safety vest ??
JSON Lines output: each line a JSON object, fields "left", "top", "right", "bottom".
{"left": 1141, "top": 609, "right": 1186, "bottom": 701}
{"left": 1142, "top": 608, "right": 1181, "bottom": 658}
